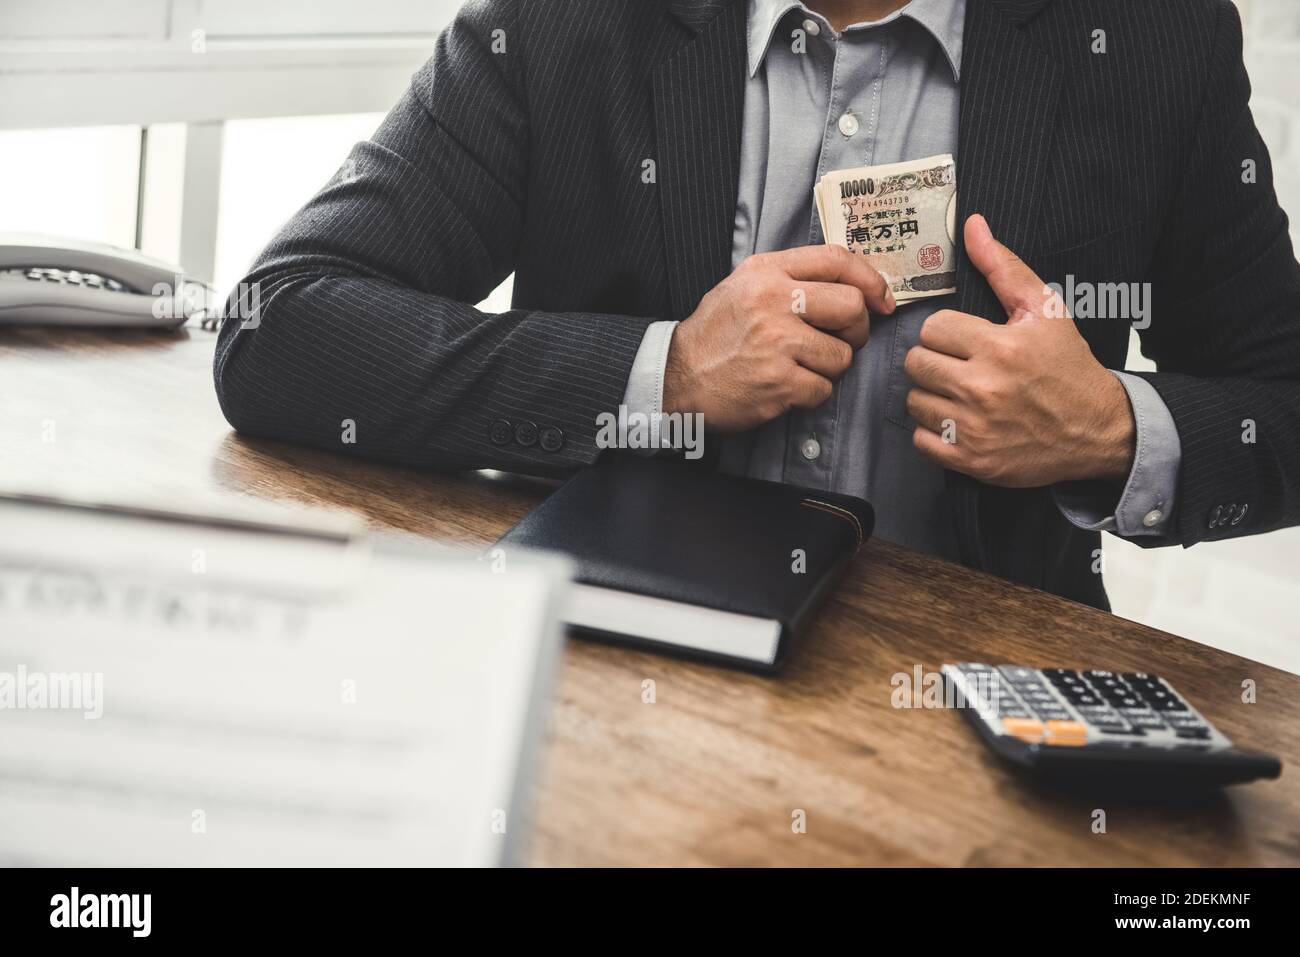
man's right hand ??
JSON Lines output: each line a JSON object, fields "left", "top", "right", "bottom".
{"left": 662, "top": 245, "right": 895, "bottom": 431}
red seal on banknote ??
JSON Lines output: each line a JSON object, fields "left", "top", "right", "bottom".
{"left": 917, "top": 244, "right": 944, "bottom": 270}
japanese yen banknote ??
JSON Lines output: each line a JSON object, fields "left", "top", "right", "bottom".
{"left": 814, "top": 153, "right": 958, "bottom": 302}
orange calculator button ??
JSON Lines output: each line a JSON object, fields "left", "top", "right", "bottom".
{"left": 1045, "top": 720, "right": 1088, "bottom": 746}
{"left": 1001, "top": 718, "right": 1046, "bottom": 743}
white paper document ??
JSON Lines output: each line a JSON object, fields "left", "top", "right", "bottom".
{"left": 0, "top": 494, "right": 569, "bottom": 866}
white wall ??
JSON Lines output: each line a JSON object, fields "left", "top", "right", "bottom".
{"left": 0, "top": 0, "right": 457, "bottom": 281}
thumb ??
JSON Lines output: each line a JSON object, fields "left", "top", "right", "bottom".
{"left": 965, "top": 214, "right": 1057, "bottom": 320}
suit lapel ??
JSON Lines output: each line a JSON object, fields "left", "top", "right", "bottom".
{"left": 955, "top": 0, "right": 1061, "bottom": 322}
{"left": 653, "top": 0, "right": 747, "bottom": 320}
{"left": 950, "top": 0, "right": 1061, "bottom": 572}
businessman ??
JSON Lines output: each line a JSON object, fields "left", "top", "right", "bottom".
{"left": 215, "top": 0, "right": 1300, "bottom": 609}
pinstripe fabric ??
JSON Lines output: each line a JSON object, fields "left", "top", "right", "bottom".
{"left": 950, "top": 0, "right": 1066, "bottom": 577}
{"left": 214, "top": 0, "right": 684, "bottom": 477}
{"left": 214, "top": 0, "right": 1300, "bottom": 607}
{"left": 652, "top": 0, "right": 747, "bottom": 320}
{"left": 937, "top": 0, "right": 1300, "bottom": 603}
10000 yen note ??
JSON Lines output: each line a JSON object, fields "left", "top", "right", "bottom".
{"left": 814, "top": 153, "right": 957, "bottom": 302}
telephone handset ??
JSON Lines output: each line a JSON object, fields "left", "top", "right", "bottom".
{"left": 0, "top": 232, "right": 216, "bottom": 329}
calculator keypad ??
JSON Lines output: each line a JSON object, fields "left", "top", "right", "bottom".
{"left": 943, "top": 663, "right": 1228, "bottom": 750}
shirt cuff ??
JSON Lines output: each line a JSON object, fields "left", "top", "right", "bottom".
{"left": 1053, "top": 371, "right": 1182, "bottom": 538}
{"left": 620, "top": 320, "right": 678, "bottom": 449}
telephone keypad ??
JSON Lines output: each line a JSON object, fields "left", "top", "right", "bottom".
{"left": 5, "top": 267, "right": 126, "bottom": 292}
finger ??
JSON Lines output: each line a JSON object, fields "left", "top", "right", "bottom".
{"left": 786, "top": 367, "right": 834, "bottom": 410}
{"left": 964, "top": 214, "right": 1054, "bottom": 318}
{"left": 912, "top": 425, "right": 962, "bottom": 469}
{"left": 792, "top": 326, "right": 854, "bottom": 379}
{"left": 903, "top": 344, "right": 970, "bottom": 399}
{"left": 919, "top": 309, "right": 997, "bottom": 359}
{"left": 769, "top": 245, "right": 895, "bottom": 315}
{"left": 905, "top": 386, "right": 960, "bottom": 434}
{"left": 796, "top": 282, "right": 870, "bottom": 348}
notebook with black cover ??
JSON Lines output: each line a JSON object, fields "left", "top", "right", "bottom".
{"left": 496, "top": 455, "right": 874, "bottom": 670}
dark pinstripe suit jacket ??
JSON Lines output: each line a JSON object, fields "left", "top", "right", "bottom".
{"left": 215, "top": 0, "right": 1300, "bottom": 609}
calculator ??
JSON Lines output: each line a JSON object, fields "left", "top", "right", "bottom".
{"left": 942, "top": 663, "right": 1282, "bottom": 789}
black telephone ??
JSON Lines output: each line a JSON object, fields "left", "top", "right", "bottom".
{"left": 0, "top": 232, "right": 216, "bottom": 329}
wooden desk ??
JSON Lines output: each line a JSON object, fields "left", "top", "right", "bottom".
{"left": 3, "top": 326, "right": 1297, "bottom": 866}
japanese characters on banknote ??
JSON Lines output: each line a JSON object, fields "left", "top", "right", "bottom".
{"left": 814, "top": 153, "right": 957, "bottom": 302}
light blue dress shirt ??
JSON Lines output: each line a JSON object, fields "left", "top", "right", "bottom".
{"left": 624, "top": 0, "right": 1182, "bottom": 555}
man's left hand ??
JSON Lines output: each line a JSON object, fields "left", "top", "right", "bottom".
{"left": 905, "top": 214, "right": 1136, "bottom": 488}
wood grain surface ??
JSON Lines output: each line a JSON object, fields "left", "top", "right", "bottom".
{"left": 2, "top": 326, "right": 1296, "bottom": 866}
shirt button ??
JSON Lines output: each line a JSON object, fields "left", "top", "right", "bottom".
{"left": 800, "top": 436, "right": 821, "bottom": 461}
{"left": 838, "top": 113, "right": 859, "bottom": 137}
{"left": 802, "top": 18, "right": 820, "bottom": 36}
{"left": 1142, "top": 509, "right": 1163, "bottom": 528}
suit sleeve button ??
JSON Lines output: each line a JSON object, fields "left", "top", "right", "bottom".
{"left": 539, "top": 427, "right": 565, "bottom": 453}
{"left": 514, "top": 421, "right": 539, "bottom": 447}
{"left": 489, "top": 419, "right": 513, "bottom": 445}
{"left": 1208, "top": 505, "right": 1223, "bottom": 529}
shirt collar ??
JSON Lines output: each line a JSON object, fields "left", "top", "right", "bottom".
{"left": 747, "top": 0, "right": 966, "bottom": 80}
